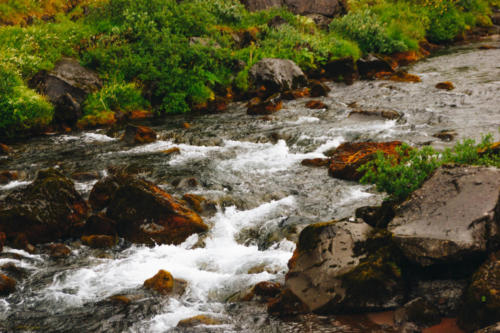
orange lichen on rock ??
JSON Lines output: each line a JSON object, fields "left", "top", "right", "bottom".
{"left": 390, "top": 51, "right": 422, "bottom": 67}
{"left": 47, "top": 243, "right": 71, "bottom": 258}
{"left": 301, "top": 158, "right": 330, "bottom": 167}
{"left": 282, "top": 87, "right": 310, "bottom": 100}
{"left": 0, "top": 274, "right": 16, "bottom": 296}
{"left": 388, "top": 71, "right": 421, "bottom": 83}
{"left": 128, "top": 110, "right": 154, "bottom": 120}
{"left": 162, "top": 147, "right": 181, "bottom": 156}
{"left": 177, "top": 315, "right": 223, "bottom": 328}
{"left": 122, "top": 125, "right": 157, "bottom": 145}
{"left": 247, "top": 94, "right": 283, "bottom": 115}
{"left": 144, "top": 270, "right": 174, "bottom": 295}
{"left": 436, "top": 81, "right": 455, "bottom": 90}
{"left": 328, "top": 141, "right": 402, "bottom": 181}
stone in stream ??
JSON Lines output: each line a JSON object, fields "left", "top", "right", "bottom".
{"left": 177, "top": 315, "right": 224, "bottom": 328}
{"left": 28, "top": 58, "right": 102, "bottom": 127}
{"left": 323, "top": 56, "right": 359, "bottom": 84}
{"left": 435, "top": 81, "right": 455, "bottom": 90}
{"left": 393, "top": 297, "right": 441, "bottom": 328}
{"left": 433, "top": 129, "right": 457, "bottom": 142}
{"left": 357, "top": 54, "right": 394, "bottom": 79}
{"left": 388, "top": 166, "right": 500, "bottom": 267}
{"left": 83, "top": 214, "right": 118, "bottom": 236}
{"left": 328, "top": 141, "right": 403, "bottom": 181}
{"left": 282, "top": 87, "right": 310, "bottom": 100}
{"left": 89, "top": 173, "right": 208, "bottom": 245}
{"left": 144, "top": 269, "right": 187, "bottom": 296}
{"left": 309, "top": 80, "right": 331, "bottom": 97}
{"left": 0, "top": 168, "right": 89, "bottom": 245}
{"left": 268, "top": 222, "right": 405, "bottom": 315}
{"left": 347, "top": 108, "right": 402, "bottom": 121}
{"left": 305, "top": 100, "right": 327, "bottom": 109}
{"left": 81, "top": 235, "right": 116, "bottom": 249}
{"left": 458, "top": 252, "right": 500, "bottom": 332}
{"left": 0, "top": 143, "right": 11, "bottom": 155}
{"left": 122, "top": 124, "right": 157, "bottom": 145}
{"left": 247, "top": 94, "right": 283, "bottom": 115}
{"left": 0, "top": 274, "right": 16, "bottom": 296}
{"left": 46, "top": 243, "right": 71, "bottom": 259}
{"left": 0, "top": 232, "right": 4, "bottom": 253}
{"left": 249, "top": 58, "right": 308, "bottom": 95}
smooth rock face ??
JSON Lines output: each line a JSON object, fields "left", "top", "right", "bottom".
{"left": 277, "top": 221, "right": 405, "bottom": 314}
{"left": 388, "top": 166, "right": 500, "bottom": 266}
{"left": 90, "top": 173, "right": 208, "bottom": 245}
{"left": 29, "top": 58, "right": 102, "bottom": 126}
{"left": 249, "top": 58, "right": 307, "bottom": 94}
{"left": 0, "top": 169, "right": 89, "bottom": 245}
{"left": 241, "top": 0, "right": 283, "bottom": 11}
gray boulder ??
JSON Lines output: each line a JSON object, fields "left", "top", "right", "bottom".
{"left": 284, "top": 0, "right": 344, "bottom": 17}
{"left": 269, "top": 221, "right": 405, "bottom": 315}
{"left": 29, "top": 58, "right": 102, "bottom": 126}
{"left": 241, "top": 0, "right": 283, "bottom": 11}
{"left": 249, "top": 58, "right": 307, "bottom": 94}
{"left": 388, "top": 166, "right": 500, "bottom": 267}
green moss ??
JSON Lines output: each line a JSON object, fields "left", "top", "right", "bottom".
{"left": 297, "top": 221, "right": 337, "bottom": 253}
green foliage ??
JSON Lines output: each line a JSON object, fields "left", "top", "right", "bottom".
{"left": 83, "top": 81, "right": 150, "bottom": 115}
{"left": 0, "top": 65, "right": 53, "bottom": 138}
{"left": 359, "top": 135, "right": 500, "bottom": 200}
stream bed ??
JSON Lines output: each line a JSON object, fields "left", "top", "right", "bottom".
{"left": 1, "top": 39, "right": 499, "bottom": 332}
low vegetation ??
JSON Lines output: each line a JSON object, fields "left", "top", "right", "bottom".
{"left": 0, "top": 0, "right": 496, "bottom": 138}
{"left": 359, "top": 134, "right": 500, "bottom": 201}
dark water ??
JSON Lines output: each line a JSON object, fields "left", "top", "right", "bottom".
{"left": 0, "top": 39, "right": 499, "bottom": 332}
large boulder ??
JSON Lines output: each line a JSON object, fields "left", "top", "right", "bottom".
{"left": 29, "top": 58, "right": 102, "bottom": 126}
{"left": 249, "top": 58, "right": 308, "bottom": 95}
{"left": 328, "top": 141, "right": 402, "bottom": 181}
{"left": 241, "top": 0, "right": 283, "bottom": 11}
{"left": 0, "top": 169, "right": 89, "bottom": 245}
{"left": 89, "top": 173, "right": 208, "bottom": 245}
{"left": 388, "top": 166, "right": 500, "bottom": 267}
{"left": 269, "top": 222, "right": 405, "bottom": 315}
{"left": 459, "top": 253, "right": 500, "bottom": 332}
{"left": 284, "top": 0, "right": 344, "bottom": 17}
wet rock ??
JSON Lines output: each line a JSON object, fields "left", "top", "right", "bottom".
{"left": 284, "top": 0, "right": 344, "bottom": 17}
{"left": 0, "top": 168, "right": 89, "bottom": 245}
{"left": 177, "top": 315, "right": 223, "bottom": 328}
{"left": 28, "top": 58, "right": 102, "bottom": 127}
{"left": 394, "top": 298, "right": 441, "bottom": 328}
{"left": 390, "top": 51, "right": 422, "bottom": 67}
{"left": 459, "top": 253, "right": 500, "bottom": 332}
{"left": 47, "top": 243, "right": 71, "bottom": 258}
{"left": 400, "top": 322, "right": 421, "bottom": 333}
{"left": 173, "top": 177, "right": 200, "bottom": 189}
{"left": 249, "top": 58, "right": 307, "bottom": 94}
{"left": 436, "top": 81, "right": 455, "bottom": 90}
{"left": 0, "top": 263, "right": 28, "bottom": 281}
{"left": 81, "top": 235, "right": 116, "bottom": 249}
{"left": 385, "top": 71, "right": 421, "bottom": 83}
{"left": 0, "top": 232, "right": 4, "bottom": 252}
{"left": 309, "top": 80, "right": 331, "bottom": 97}
{"left": 476, "top": 322, "right": 500, "bottom": 333}
{"left": 410, "top": 279, "right": 466, "bottom": 317}
{"left": 328, "top": 141, "right": 402, "bottom": 181}
{"left": 247, "top": 94, "right": 283, "bottom": 115}
{"left": 282, "top": 87, "right": 310, "bottom": 100}
{"left": 182, "top": 194, "right": 217, "bottom": 216}
{"left": 71, "top": 171, "right": 99, "bottom": 182}
{"left": 301, "top": 158, "right": 330, "bottom": 167}
{"left": 433, "top": 129, "right": 457, "bottom": 142}
{"left": 83, "top": 213, "right": 117, "bottom": 236}
{"left": 305, "top": 100, "right": 327, "bottom": 109}
{"left": 122, "top": 125, "right": 157, "bottom": 145}
{"left": 162, "top": 147, "right": 181, "bottom": 156}
{"left": 348, "top": 109, "right": 402, "bottom": 121}
{"left": 479, "top": 45, "right": 498, "bottom": 50}
{"left": 323, "top": 57, "right": 358, "bottom": 84}
{"left": 192, "top": 96, "right": 228, "bottom": 114}
{"left": 254, "top": 281, "right": 282, "bottom": 298}
{"left": 270, "top": 221, "right": 405, "bottom": 315}
{"left": 357, "top": 55, "right": 394, "bottom": 79}
{"left": 0, "top": 143, "right": 11, "bottom": 155}
{"left": 0, "top": 171, "right": 18, "bottom": 185}
{"left": 143, "top": 270, "right": 177, "bottom": 295}
{"left": 92, "top": 173, "right": 208, "bottom": 245}
{"left": 388, "top": 166, "right": 500, "bottom": 267}
{"left": 0, "top": 274, "right": 16, "bottom": 296}
{"left": 355, "top": 200, "right": 396, "bottom": 229}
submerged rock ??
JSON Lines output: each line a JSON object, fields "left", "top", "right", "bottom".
{"left": 0, "top": 171, "right": 18, "bottom": 185}
{"left": 0, "top": 232, "right": 4, "bottom": 253}
{"left": 348, "top": 109, "right": 402, "bottom": 121}
{"left": 357, "top": 55, "right": 394, "bottom": 79}
{"left": 90, "top": 173, "right": 208, "bottom": 245}
{"left": 435, "top": 81, "right": 455, "bottom": 90}
{"left": 177, "top": 315, "right": 224, "bottom": 328}
{"left": 81, "top": 235, "right": 116, "bottom": 249}
{"left": 305, "top": 100, "right": 327, "bottom": 109}
{"left": 249, "top": 58, "right": 307, "bottom": 94}
{"left": 394, "top": 297, "right": 441, "bottom": 328}
{"left": 309, "top": 80, "right": 331, "bottom": 97}
{"left": 328, "top": 141, "right": 402, "bottom": 181}
{"left": 269, "top": 221, "right": 405, "bottom": 315}
{"left": 122, "top": 124, "right": 157, "bottom": 145}
{"left": 29, "top": 58, "right": 102, "bottom": 126}
{"left": 388, "top": 166, "right": 500, "bottom": 266}
{"left": 459, "top": 253, "right": 500, "bottom": 332}
{"left": 0, "top": 274, "right": 16, "bottom": 296}
{"left": 247, "top": 94, "right": 283, "bottom": 115}
{"left": 0, "top": 168, "right": 89, "bottom": 245}
{"left": 47, "top": 243, "right": 71, "bottom": 259}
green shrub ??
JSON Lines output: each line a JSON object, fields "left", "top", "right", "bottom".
{"left": 83, "top": 81, "right": 150, "bottom": 115}
{"left": 0, "top": 65, "right": 54, "bottom": 138}
{"left": 359, "top": 135, "right": 500, "bottom": 200}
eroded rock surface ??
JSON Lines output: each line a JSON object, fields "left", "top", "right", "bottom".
{"left": 249, "top": 58, "right": 307, "bottom": 94}
{"left": 388, "top": 166, "right": 500, "bottom": 266}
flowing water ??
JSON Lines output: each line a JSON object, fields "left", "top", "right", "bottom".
{"left": 0, "top": 40, "right": 499, "bottom": 332}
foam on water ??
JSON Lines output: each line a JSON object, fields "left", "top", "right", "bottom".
{"left": 285, "top": 116, "right": 321, "bottom": 125}
{"left": 37, "top": 197, "right": 296, "bottom": 330}
{"left": 0, "top": 180, "right": 31, "bottom": 191}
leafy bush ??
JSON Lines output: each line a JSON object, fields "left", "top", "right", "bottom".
{"left": 83, "top": 81, "right": 149, "bottom": 115}
{"left": 0, "top": 65, "right": 53, "bottom": 138}
{"left": 359, "top": 135, "right": 500, "bottom": 200}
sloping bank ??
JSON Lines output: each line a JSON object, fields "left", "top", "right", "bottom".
{"left": 0, "top": 0, "right": 499, "bottom": 141}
